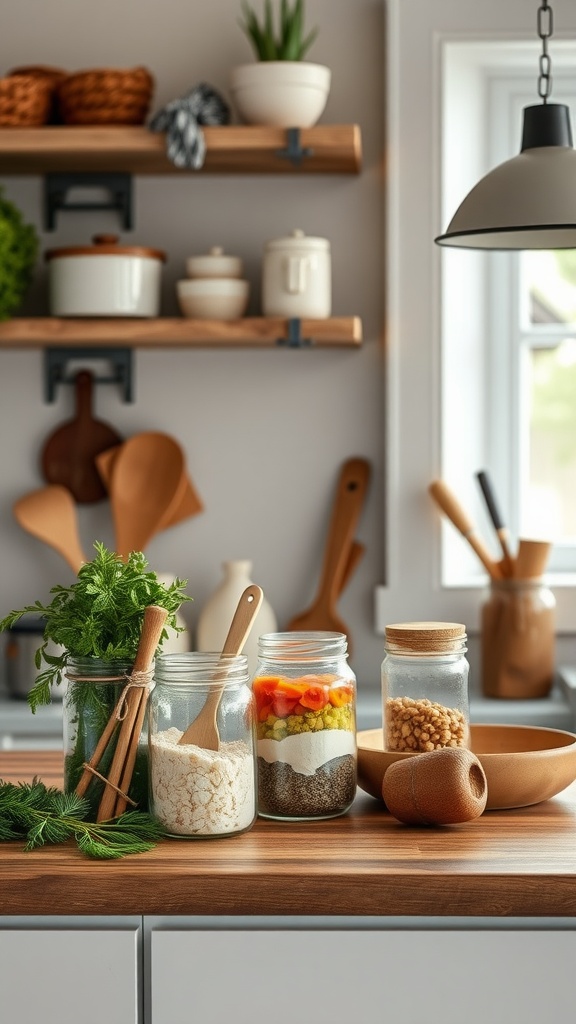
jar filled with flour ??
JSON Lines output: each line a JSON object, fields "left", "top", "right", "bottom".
{"left": 148, "top": 652, "right": 257, "bottom": 838}
{"left": 253, "top": 632, "right": 357, "bottom": 820}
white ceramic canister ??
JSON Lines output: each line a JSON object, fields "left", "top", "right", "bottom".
{"left": 185, "top": 245, "right": 244, "bottom": 280}
{"left": 262, "top": 228, "right": 331, "bottom": 318}
{"left": 45, "top": 233, "right": 166, "bottom": 317}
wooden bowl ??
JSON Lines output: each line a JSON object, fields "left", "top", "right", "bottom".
{"left": 357, "top": 724, "right": 576, "bottom": 810}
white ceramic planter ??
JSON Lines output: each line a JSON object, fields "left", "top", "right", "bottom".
{"left": 229, "top": 61, "right": 331, "bottom": 128}
{"left": 45, "top": 234, "right": 166, "bottom": 317}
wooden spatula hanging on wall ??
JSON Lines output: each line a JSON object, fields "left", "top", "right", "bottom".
{"left": 286, "top": 457, "right": 371, "bottom": 655}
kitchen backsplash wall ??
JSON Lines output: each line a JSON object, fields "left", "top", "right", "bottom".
{"left": 0, "top": 0, "right": 386, "bottom": 689}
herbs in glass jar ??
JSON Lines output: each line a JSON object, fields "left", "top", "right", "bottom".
{"left": 0, "top": 543, "right": 192, "bottom": 818}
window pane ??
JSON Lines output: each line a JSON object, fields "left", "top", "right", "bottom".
{"left": 527, "top": 341, "right": 576, "bottom": 541}
{"left": 524, "top": 251, "right": 576, "bottom": 326}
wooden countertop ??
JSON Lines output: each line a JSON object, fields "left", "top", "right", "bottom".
{"left": 1, "top": 751, "right": 576, "bottom": 919}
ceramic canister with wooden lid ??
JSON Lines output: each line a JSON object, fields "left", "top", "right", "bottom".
{"left": 381, "top": 622, "right": 470, "bottom": 754}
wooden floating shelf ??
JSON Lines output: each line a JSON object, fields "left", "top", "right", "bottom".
{"left": 0, "top": 317, "right": 362, "bottom": 348}
{"left": 0, "top": 125, "right": 362, "bottom": 175}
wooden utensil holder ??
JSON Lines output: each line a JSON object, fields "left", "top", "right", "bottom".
{"left": 481, "top": 578, "right": 556, "bottom": 699}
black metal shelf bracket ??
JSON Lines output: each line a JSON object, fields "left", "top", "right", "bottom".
{"left": 44, "top": 347, "right": 134, "bottom": 403}
{"left": 44, "top": 172, "right": 133, "bottom": 231}
{"left": 275, "top": 128, "right": 313, "bottom": 166}
{"left": 276, "top": 318, "right": 313, "bottom": 348}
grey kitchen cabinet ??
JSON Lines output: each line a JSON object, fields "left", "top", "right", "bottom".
{"left": 147, "top": 925, "right": 576, "bottom": 1024}
{"left": 0, "top": 918, "right": 141, "bottom": 1024}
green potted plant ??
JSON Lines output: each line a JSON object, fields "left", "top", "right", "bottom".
{"left": 230, "top": 0, "right": 331, "bottom": 127}
{"left": 0, "top": 542, "right": 192, "bottom": 820}
{"left": 0, "top": 186, "right": 38, "bottom": 321}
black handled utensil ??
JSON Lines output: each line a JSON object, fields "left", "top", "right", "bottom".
{"left": 476, "top": 470, "right": 515, "bottom": 576}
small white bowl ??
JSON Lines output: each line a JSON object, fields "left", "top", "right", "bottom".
{"left": 176, "top": 278, "right": 250, "bottom": 319}
{"left": 186, "top": 246, "right": 243, "bottom": 280}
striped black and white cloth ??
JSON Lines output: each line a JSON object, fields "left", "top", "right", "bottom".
{"left": 149, "top": 83, "right": 230, "bottom": 169}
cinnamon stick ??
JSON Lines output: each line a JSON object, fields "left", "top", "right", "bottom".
{"left": 96, "top": 604, "right": 168, "bottom": 822}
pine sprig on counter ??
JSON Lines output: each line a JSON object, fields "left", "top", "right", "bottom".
{"left": 0, "top": 779, "right": 164, "bottom": 858}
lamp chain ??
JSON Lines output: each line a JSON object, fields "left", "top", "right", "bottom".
{"left": 537, "top": 0, "right": 554, "bottom": 102}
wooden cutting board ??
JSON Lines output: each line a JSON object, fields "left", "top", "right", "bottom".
{"left": 40, "top": 369, "right": 123, "bottom": 504}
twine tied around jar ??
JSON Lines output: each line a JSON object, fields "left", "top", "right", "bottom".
{"left": 71, "top": 605, "right": 168, "bottom": 821}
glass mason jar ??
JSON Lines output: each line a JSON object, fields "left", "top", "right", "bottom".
{"left": 381, "top": 622, "right": 470, "bottom": 753}
{"left": 253, "top": 631, "right": 357, "bottom": 821}
{"left": 63, "top": 656, "right": 149, "bottom": 820}
{"left": 481, "top": 577, "right": 556, "bottom": 699}
{"left": 148, "top": 652, "right": 257, "bottom": 838}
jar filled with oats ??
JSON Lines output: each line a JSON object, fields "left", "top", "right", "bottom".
{"left": 148, "top": 652, "right": 257, "bottom": 838}
{"left": 381, "top": 622, "right": 470, "bottom": 753}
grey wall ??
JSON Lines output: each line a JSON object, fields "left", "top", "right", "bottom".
{"left": 0, "top": 0, "right": 386, "bottom": 690}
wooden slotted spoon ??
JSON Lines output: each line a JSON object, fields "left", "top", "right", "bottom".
{"left": 178, "top": 583, "right": 263, "bottom": 750}
{"left": 13, "top": 485, "right": 87, "bottom": 574}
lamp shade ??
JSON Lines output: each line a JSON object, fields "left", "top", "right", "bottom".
{"left": 435, "top": 103, "right": 576, "bottom": 250}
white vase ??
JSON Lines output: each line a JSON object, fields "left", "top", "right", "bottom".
{"left": 156, "top": 573, "right": 191, "bottom": 654}
{"left": 229, "top": 61, "right": 331, "bottom": 128}
{"left": 196, "top": 560, "right": 277, "bottom": 675}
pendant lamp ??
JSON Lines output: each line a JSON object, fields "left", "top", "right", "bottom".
{"left": 435, "top": 0, "right": 576, "bottom": 250}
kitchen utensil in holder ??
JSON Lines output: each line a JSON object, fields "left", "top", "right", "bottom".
{"left": 71, "top": 604, "right": 168, "bottom": 821}
{"left": 481, "top": 577, "right": 556, "bottom": 699}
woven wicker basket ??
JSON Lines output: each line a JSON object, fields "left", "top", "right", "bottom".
{"left": 57, "top": 66, "right": 154, "bottom": 125}
{"left": 0, "top": 73, "right": 54, "bottom": 126}
{"left": 8, "top": 66, "right": 67, "bottom": 123}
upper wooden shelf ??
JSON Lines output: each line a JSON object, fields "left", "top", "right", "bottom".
{"left": 0, "top": 125, "right": 362, "bottom": 175}
{"left": 0, "top": 316, "right": 362, "bottom": 348}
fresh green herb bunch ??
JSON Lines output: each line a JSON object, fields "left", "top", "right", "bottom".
{"left": 0, "top": 186, "right": 38, "bottom": 321}
{"left": 0, "top": 778, "right": 163, "bottom": 859}
{"left": 0, "top": 541, "right": 192, "bottom": 712}
{"left": 239, "top": 0, "right": 318, "bottom": 61}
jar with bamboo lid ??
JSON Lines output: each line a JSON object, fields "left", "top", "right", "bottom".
{"left": 381, "top": 622, "right": 470, "bottom": 754}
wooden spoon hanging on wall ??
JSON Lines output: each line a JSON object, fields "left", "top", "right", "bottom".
{"left": 40, "top": 370, "right": 123, "bottom": 504}
{"left": 13, "top": 485, "right": 87, "bottom": 573}
{"left": 285, "top": 457, "right": 372, "bottom": 655}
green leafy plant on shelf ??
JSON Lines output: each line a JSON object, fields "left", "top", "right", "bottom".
{"left": 0, "top": 186, "right": 38, "bottom": 321}
{"left": 239, "top": 0, "right": 318, "bottom": 60}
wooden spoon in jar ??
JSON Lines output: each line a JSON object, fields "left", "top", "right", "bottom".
{"left": 178, "top": 584, "right": 263, "bottom": 751}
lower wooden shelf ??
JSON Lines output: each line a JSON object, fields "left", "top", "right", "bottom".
{"left": 0, "top": 316, "right": 362, "bottom": 348}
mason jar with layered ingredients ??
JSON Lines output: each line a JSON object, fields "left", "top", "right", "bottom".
{"left": 253, "top": 632, "right": 357, "bottom": 821}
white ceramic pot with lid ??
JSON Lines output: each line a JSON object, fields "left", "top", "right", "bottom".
{"left": 45, "top": 234, "right": 167, "bottom": 317}
{"left": 186, "top": 245, "right": 244, "bottom": 279}
{"left": 262, "top": 228, "right": 331, "bottom": 318}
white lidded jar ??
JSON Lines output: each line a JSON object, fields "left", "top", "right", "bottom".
{"left": 45, "top": 233, "right": 166, "bottom": 317}
{"left": 262, "top": 228, "right": 331, "bottom": 318}
{"left": 196, "top": 560, "right": 277, "bottom": 675}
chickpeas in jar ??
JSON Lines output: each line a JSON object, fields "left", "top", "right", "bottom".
{"left": 381, "top": 622, "right": 470, "bottom": 754}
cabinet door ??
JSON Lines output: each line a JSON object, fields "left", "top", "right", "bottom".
{"left": 150, "top": 929, "right": 576, "bottom": 1024}
{"left": 0, "top": 927, "right": 140, "bottom": 1024}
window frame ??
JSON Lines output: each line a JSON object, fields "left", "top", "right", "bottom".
{"left": 375, "top": 0, "right": 576, "bottom": 636}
